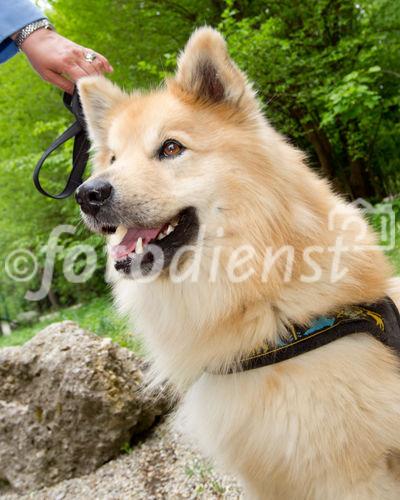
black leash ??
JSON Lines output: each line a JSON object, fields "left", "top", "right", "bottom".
{"left": 33, "top": 88, "right": 90, "bottom": 199}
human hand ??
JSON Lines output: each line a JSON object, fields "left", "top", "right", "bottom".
{"left": 18, "top": 28, "right": 113, "bottom": 94}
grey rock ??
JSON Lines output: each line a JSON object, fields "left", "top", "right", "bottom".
{"left": 0, "top": 321, "right": 171, "bottom": 493}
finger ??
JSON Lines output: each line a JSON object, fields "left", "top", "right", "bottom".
{"left": 96, "top": 54, "right": 113, "bottom": 73}
{"left": 44, "top": 70, "right": 74, "bottom": 94}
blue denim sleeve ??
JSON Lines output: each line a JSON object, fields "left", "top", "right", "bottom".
{"left": 0, "top": 0, "right": 44, "bottom": 63}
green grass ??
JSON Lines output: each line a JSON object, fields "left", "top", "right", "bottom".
{"left": 0, "top": 295, "right": 143, "bottom": 353}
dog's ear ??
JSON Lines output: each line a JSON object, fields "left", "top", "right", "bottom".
{"left": 77, "top": 76, "right": 126, "bottom": 147}
{"left": 172, "top": 27, "right": 249, "bottom": 106}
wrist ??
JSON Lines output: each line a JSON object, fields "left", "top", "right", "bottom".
{"left": 13, "top": 19, "right": 55, "bottom": 49}
{"left": 20, "top": 27, "right": 58, "bottom": 55}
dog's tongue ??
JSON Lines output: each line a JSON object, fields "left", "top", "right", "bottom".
{"left": 111, "top": 227, "right": 161, "bottom": 260}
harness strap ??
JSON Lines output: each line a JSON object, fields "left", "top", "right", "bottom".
{"left": 32, "top": 89, "right": 90, "bottom": 199}
{"left": 222, "top": 297, "right": 400, "bottom": 374}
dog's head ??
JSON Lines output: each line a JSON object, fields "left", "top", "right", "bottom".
{"left": 76, "top": 27, "right": 274, "bottom": 279}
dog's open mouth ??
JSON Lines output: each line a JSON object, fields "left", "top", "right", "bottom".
{"left": 104, "top": 207, "right": 199, "bottom": 276}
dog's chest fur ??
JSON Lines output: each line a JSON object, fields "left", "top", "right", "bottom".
{"left": 114, "top": 278, "right": 400, "bottom": 500}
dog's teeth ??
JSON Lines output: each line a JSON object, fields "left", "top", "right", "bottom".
{"left": 171, "top": 219, "right": 179, "bottom": 228}
{"left": 109, "top": 225, "right": 127, "bottom": 246}
{"left": 136, "top": 237, "right": 143, "bottom": 254}
{"left": 115, "top": 225, "right": 128, "bottom": 239}
{"left": 166, "top": 224, "right": 174, "bottom": 235}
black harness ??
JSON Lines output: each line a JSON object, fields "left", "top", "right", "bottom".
{"left": 33, "top": 89, "right": 89, "bottom": 199}
{"left": 222, "top": 297, "right": 400, "bottom": 374}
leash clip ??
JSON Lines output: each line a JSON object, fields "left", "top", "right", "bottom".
{"left": 33, "top": 88, "right": 90, "bottom": 199}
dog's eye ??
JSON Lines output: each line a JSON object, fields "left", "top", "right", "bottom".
{"left": 110, "top": 154, "right": 116, "bottom": 164}
{"left": 159, "top": 140, "right": 184, "bottom": 160}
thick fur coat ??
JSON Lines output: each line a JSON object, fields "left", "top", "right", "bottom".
{"left": 77, "top": 28, "right": 400, "bottom": 499}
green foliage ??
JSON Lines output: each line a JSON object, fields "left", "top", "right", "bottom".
{"left": 218, "top": 0, "right": 400, "bottom": 198}
{"left": 322, "top": 67, "right": 382, "bottom": 125}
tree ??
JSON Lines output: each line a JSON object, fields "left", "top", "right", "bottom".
{"left": 219, "top": 0, "right": 400, "bottom": 199}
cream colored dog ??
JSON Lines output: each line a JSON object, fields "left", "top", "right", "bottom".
{"left": 76, "top": 27, "right": 400, "bottom": 499}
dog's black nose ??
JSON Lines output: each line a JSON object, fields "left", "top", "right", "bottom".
{"left": 75, "top": 179, "right": 113, "bottom": 215}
